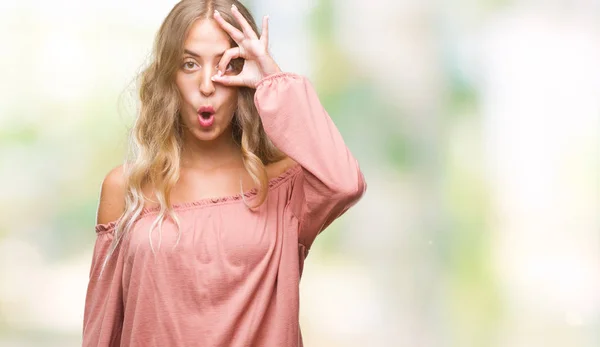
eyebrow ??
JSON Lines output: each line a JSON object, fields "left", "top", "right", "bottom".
{"left": 184, "top": 49, "right": 225, "bottom": 59}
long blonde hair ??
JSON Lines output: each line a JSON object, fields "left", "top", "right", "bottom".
{"left": 105, "top": 0, "right": 284, "bottom": 264}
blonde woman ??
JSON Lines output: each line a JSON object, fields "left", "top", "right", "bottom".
{"left": 83, "top": 0, "right": 366, "bottom": 346}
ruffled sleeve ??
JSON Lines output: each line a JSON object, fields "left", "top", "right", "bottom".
{"left": 254, "top": 72, "right": 367, "bottom": 250}
{"left": 82, "top": 222, "right": 124, "bottom": 346}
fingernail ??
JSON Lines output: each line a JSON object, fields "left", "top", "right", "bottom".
{"left": 214, "top": 9, "right": 219, "bottom": 16}
{"left": 232, "top": 4, "right": 238, "bottom": 11}
{"left": 266, "top": 15, "right": 269, "bottom": 21}
{"left": 217, "top": 70, "right": 223, "bottom": 76}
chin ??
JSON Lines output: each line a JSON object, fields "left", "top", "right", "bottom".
{"left": 193, "top": 123, "right": 235, "bottom": 144}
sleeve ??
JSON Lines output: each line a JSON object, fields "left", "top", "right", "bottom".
{"left": 254, "top": 72, "right": 367, "bottom": 249}
{"left": 82, "top": 222, "right": 124, "bottom": 347}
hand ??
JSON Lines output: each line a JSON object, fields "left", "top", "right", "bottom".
{"left": 211, "top": 4, "right": 281, "bottom": 89}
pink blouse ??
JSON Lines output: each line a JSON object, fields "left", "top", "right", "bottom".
{"left": 83, "top": 72, "right": 367, "bottom": 347}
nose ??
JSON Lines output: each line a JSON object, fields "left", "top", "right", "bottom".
{"left": 199, "top": 65, "right": 216, "bottom": 97}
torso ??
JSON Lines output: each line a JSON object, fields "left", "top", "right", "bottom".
{"left": 142, "top": 156, "right": 297, "bottom": 210}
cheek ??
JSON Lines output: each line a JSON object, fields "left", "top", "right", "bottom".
{"left": 221, "top": 88, "right": 239, "bottom": 112}
{"left": 175, "top": 74, "right": 197, "bottom": 106}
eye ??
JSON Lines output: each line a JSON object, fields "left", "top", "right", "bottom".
{"left": 182, "top": 60, "right": 199, "bottom": 71}
{"left": 223, "top": 58, "right": 244, "bottom": 73}
{"left": 215, "top": 61, "right": 236, "bottom": 75}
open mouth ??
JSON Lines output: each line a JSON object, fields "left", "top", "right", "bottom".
{"left": 197, "top": 109, "right": 215, "bottom": 128}
{"left": 197, "top": 106, "right": 216, "bottom": 127}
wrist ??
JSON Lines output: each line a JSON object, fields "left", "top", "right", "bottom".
{"left": 258, "top": 55, "right": 281, "bottom": 78}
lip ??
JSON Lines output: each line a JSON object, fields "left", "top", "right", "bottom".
{"left": 198, "top": 105, "right": 215, "bottom": 115}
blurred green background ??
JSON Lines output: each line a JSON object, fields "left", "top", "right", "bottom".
{"left": 0, "top": 0, "right": 599, "bottom": 346}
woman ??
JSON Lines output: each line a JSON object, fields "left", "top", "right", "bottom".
{"left": 83, "top": 0, "right": 366, "bottom": 346}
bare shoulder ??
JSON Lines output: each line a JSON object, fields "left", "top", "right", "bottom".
{"left": 266, "top": 156, "right": 298, "bottom": 179}
{"left": 96, "top": 164, "right": 127, "bottom": 225}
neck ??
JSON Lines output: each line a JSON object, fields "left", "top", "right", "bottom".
{"left": 180, "top": 129, "right": 243, "bottom": 172}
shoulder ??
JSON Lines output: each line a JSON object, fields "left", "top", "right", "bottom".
{"left": 96, "top": 164, "right": 127, "bottom": 225}
{"left": 266, "top": 156, "right": 299, "bottom": 180}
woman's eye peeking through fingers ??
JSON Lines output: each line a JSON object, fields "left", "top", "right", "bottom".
{"left": 225, "top": 58, "right": 244, "bottom": 74}
{"left": 216, "top": 58, "right": 244, "bottom": 73}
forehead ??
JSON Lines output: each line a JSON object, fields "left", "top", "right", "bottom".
{"left": 184, "top": 19, "right": 231, "bottom": 55}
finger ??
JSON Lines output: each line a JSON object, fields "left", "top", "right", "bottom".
{"left": 213, "top": 10, "right": 244, "bottom": 42}
{"left": 211, "top": 73, "right": 246, "bottom": 87}
{"left": 260, "top": 15, "right": 269, "bottom": 47}
{"left": 215, "top": 46, "right": 240, "bottom": 76}
{"left": 231, "top": 4, "right": 258, "bottom": 40}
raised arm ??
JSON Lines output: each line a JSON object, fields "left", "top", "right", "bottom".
{"left": 254, "top": 73, "right": 366, "bottom": 249}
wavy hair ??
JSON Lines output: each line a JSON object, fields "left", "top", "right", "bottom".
{"left": 103, "top": 0, "right": 284, "bottom": 268}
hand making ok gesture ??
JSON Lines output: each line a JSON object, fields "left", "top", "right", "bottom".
{"left": 211, "top": 4, "right": 282, "bottom": 88}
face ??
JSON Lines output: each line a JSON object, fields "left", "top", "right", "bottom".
{"left": 175, "top": 19, "right": 240, "bottom": 143}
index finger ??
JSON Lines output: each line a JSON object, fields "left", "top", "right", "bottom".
{"left": 213, "top": 10, "right": 244, "bottom": 42}
{"left": 231, "top": 4, "right": 258, "bottom": 40}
